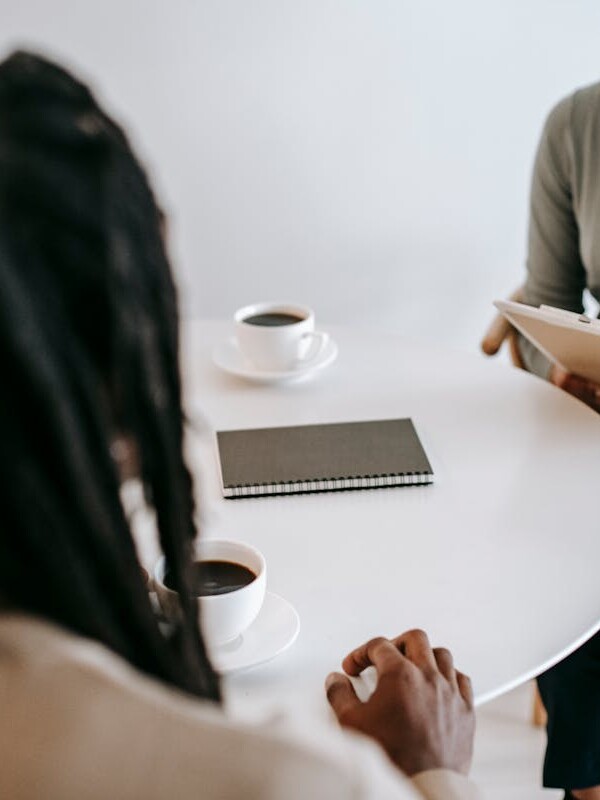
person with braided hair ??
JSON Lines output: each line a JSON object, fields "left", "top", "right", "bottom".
{"left": 0, "top": 49, "right": 220, "bottom": 706}
{"left": 0, "top": 51, "right": 480, "bottom": 799}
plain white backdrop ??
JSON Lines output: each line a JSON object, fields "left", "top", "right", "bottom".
{"left": 1, "top": 0, "right": 599, "bottom": 350}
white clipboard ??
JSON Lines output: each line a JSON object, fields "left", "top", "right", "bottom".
{"left": 494, "top": 299, "right": 600, "bottom": 383}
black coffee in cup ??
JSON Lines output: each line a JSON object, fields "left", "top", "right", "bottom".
{"left": 243, "top": 311, "right": 305, "bottom": 327}
{"left": 165, "top": 560, "right": 256, "bottom": 596}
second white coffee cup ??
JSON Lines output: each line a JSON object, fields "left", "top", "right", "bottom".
{"left": 234, "top": 302, "right": 329, "bottom": 371}
{"left": 154, "top": 539, "right": 266, "bottom": 647}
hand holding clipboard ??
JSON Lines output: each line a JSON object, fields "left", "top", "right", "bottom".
{"left": 495, "top": 300, "right": 600, "bottom": 413}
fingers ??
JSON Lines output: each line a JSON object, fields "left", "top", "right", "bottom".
{"left": 566, "top": 379, "right": 600, "bottom": 412}
{"left": 549, "top": 364, "right": 570, "bottom": 389}
{"left": 391, "top": 629, "right": 438, "bottom": 674}
{"left": 563, "top": 373, "right": 597, "bottom": 397}
{"left": 456, "top": 671, "right": 474, "bottom": 709}
{"left": 549, "top": 365, "right": 589, "bottom": 396}
{"left": 342, "top": 637, "right": 405, "bottom": 677}
{"left": 433, "top": 647, "right": 458, "bottom": 687}
{"left": 550, "top": 366, "right": 600, "bottom": 413}
{"left": 325, "top": 672, "right": 360, "bottom": 724}
{"left": 340, "top": 631, "right": 471, "bottom": 704}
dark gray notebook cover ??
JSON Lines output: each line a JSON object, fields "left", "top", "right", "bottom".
{"left": 216, "top": 418, "right": 433, "bottom": 497}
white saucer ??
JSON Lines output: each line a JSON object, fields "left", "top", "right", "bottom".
{"left": 208, "top": 592, "right": 300, "bottom": 674}
{"left": 212, "top": 337, "right": 338, "bottom": 384}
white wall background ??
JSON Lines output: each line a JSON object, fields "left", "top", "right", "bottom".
{"left": 1, "top": 1, "right": 599, "bottom": 350}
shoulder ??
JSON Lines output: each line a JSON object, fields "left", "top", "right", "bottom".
{"left": 571, "top": 81, "right": 600, "bottom": 116}
{"left": 540, "top": 91, "right": 573, "bottom": 149}
{"left": 543, "top": 81, "right": 600, "bottom": 142}
{"left": 532, "top": 84, "right": 600, "bottom": 186}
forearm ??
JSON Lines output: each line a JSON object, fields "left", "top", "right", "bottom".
{"left": 521, "top": 92, "right": 586, "bottom": 380}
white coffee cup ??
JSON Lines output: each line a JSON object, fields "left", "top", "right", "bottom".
{"left": 153, "top": 539, "right": 266, "bottom": 647}
{"left": 234, "top": 302, "right": 329, "bottom": 371}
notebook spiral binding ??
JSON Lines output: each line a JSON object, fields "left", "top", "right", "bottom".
{"left": 224, "top": 472, "right": 433, "bottom": 498}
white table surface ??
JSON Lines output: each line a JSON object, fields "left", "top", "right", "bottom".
{"left": 141, "top": 320, "right": 600, "bottom": 721}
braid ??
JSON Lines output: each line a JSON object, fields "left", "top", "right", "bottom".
{"left": 0, "top": 51, "right": 220, "bottom": 701}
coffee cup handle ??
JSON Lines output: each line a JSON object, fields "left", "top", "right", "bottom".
{"left": 297, "top": 331, "right": 329, "bottom": 364}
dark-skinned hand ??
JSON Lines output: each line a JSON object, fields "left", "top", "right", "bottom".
{"left": 325, "top": 629, "right": 475, "bottom": 777}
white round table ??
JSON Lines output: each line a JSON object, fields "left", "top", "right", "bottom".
{"left": 149, "top": 321, "right": 600, "bottom": 720}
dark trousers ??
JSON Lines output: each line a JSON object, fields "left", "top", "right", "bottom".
{"left": 537, "top": 630, "right": 600, "bottom": 789}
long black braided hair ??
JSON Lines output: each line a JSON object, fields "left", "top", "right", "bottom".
{"left": 0, "top": 51, "right": 220, "bottom": 702}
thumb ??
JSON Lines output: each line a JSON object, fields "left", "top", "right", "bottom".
{"left": 549, "top": 364, "right": 570, "bottom": 389}
{"left": 325, "top": 672, "right": 361, "bottom": 725}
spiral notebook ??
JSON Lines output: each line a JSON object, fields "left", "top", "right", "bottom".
{"left": 216, "top": 418, "right": 433, "bottom": 498}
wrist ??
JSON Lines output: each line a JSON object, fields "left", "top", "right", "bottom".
{"left": 386, "top": 748, "right": 470, "bottom": 778}
{"left": 411, "top": 769, "right": 480, "bottom": 800}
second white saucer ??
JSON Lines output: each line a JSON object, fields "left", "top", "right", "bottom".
{"left": 212, "top": 337, "right": 338, "bottom": 384}
{"left": 208, "top": 591, "right": 300, "bottom": 674}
